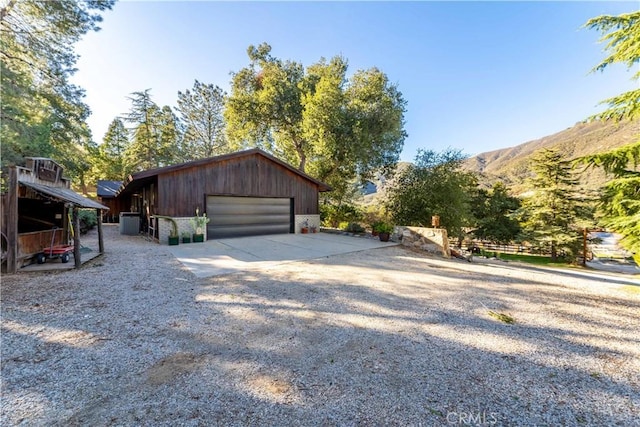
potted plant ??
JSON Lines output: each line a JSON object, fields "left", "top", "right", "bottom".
{"left": 374, "top": 223, "right": 394, "bottom": 242}
{"left": 190, "top": 208, "right": 210, "bottom": 243}
{"left": 371, "top": 221, "right": 384, "bottom": 237}
{"left": 181, "top": 232, "right": 191, "bottom": 244}
{"left": 300, "top": 219, "right": 309, "bottom": 234}
{"left": 156, "top": 215, "right": 180, "bottom": 245}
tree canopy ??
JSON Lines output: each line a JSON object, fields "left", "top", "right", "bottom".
{"left": 123, "top": 90, "right": 180, "bottom": 173}
{"left": 384, "top": 148, "right": 477, "bottom": 239}
{"left": 584, "top": 11, "right": 639, "bottom": 121}
{"left": 518, "top": 149, "right": 591, "bottom": 261}
{"left": 0, "top": 0, "right": 114, "bottom": 181}
{"left": 225, "top": 43, "right": 407, "bottom": 202}
{"left": 471, "top": 182, "right": 521, "bottom": 244}
{"left": 580, "top": 10, "right": 640, "bottom": 261}
{"left": 89, "top": 117, "right": 129, "bottom": 182}
{"left": 176, "top": 80, "right": 229, "bottom": 160}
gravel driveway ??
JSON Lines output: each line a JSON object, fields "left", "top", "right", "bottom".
{"left": 2, "top": 225, "right": 639, "bottom": 426}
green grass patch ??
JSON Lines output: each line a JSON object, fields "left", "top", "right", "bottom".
{"left": 488, "top": 310, "right": 515, "bottom": 324}
{"left": 493, "top": 252, "right": 570, "bottom": 267}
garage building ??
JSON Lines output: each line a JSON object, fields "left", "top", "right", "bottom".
{"left": 113, "top": 148, "right": 330, "bottom": 242}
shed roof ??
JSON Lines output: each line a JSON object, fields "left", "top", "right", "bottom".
{"left": 20, "top": 181, "right": 109, "bottom": 210}
{"left": 97, "top": 180, "right": 123, "bottom": 198}
{"left": 116, "top": 148, "right": 332, "bottom": 196}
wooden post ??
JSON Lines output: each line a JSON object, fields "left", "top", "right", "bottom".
{"left": 6, "top": 166, "right": 18, "bottom": 273}
{"left": 73, "top": 207, "right": 81, "bottom": 268}
{"left": 97, "top": 208, "right": 104, "bottom": 253}
{"left": 582, "top": 228, "right": 588, "bottom": 267}
{"left": 63, "top": 204, "right": 69, "bottom": 244}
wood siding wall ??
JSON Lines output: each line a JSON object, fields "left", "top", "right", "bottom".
{"left": 18, "top": 229, "right": 65, "bottom": 265}
{"left": 99, "top": 197, "right": 129, "bottom": 222}
{"left": 155, "top": 154, "right": 319, "bottom": 217}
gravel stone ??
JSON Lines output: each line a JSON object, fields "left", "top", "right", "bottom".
{"left": 1, "top": 225, "right": 639, "bottom": 426}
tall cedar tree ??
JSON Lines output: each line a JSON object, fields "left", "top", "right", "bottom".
{"left": 519, "top": 149, "right": 584, "bottom": 261}
{"left": 0, "top": 0, "right": 114, "bottom": 182}
{"left": 123, "top": 90, "right": 180, "bottom": 173}
{"left": 579, "top": 11, "right": 640, "bottom": 262}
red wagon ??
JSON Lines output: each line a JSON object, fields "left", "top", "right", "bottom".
{"left": 36, "top": 228, "right": 74, "bottom": 264}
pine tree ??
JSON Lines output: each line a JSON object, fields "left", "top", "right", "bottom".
{"left": 176, "top": 80, "right": 228, "bottom": 160}
{"left": 123, "top": 90, "right": 180, "bottom": 172}
{"left": 519, "top": 149, "right": 585, "bottom": 261}
{"left": 0, "top": 0, "right": 114, "bottom": 180}
{"left": 96, "top": 118, "right": 129, "bottom": 179}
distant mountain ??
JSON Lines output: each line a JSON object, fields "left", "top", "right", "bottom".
{"left": 463, "top": 119, "right": 639, "bottom": 194}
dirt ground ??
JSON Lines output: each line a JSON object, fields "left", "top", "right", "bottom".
{"left": 2, "top": 225, "right": 639, "bottom": 426}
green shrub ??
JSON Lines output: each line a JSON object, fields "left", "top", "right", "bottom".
{"left": 321, "top": 203, "right": 362, "bottom": 228}
{"left": 341, "top": 222, "right": 365, "bottom": 233}
{"left": 78, "top": 209, "right": 97, "bottom": 234}
{"left": 374, "top": 222, "right": 394, "bottom": 234}
{"left": 362, "top": 205, "right": 389, "bottom": 229}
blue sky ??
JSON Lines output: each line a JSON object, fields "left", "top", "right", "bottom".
{"left": 71, "top": 1, "right": 637, "bottom": 162}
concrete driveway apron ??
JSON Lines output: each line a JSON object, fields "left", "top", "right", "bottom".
{"left": 167, "top": 232, "right": 398, "bottom": 278}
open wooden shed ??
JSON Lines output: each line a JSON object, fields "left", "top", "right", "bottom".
{"left": 114, "top": 148, "right": 330, "bottom": 241}
{"left": 1, "top": 158, "right": 108, "bottom": 273}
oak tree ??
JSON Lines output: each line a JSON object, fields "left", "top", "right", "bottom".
{"left": 384, "top": 148, "right": 477, "bottom": 240}
{"left": 225, "top": 43, "right": 406, "bottom": 203}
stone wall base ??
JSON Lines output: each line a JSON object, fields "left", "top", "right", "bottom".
{"left": 157, "top": 214, "right": 320, "bottom": 242}
{"left": 157, "top": 216, "right": 207, "bottom": 244}
{"left": 395, "top": 226, "right": 450, "bottom": 258}
{"left": 295, "top": 214, "right": 320, "bottom": 234}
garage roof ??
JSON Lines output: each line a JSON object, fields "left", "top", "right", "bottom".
{"left": 20, "top": 181, "right": 109, "bottom": 210}
{"left": 116, "top": 148, "right": 332, "bottom": 196}
{"left": 97, "top": 180, "right": 122, "bottom": 198}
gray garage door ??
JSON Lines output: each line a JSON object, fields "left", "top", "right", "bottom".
{"left": 206, "top": 196, "right": 293, "bottom": 239}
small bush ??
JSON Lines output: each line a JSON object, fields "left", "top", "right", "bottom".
{"left": 362, "top": 205, "right": 389, "bottom": 229}
{"left": 341, "top": 222, "right": 365, "bottom": 233}
{"left": 373, "top": 222, "right": 394, "bottom": 234}
{"left": 78, "top": 209, "right": 97, "bottom": 234}
{"left": 321, "top": 203, "right": 362, "bottom": 228}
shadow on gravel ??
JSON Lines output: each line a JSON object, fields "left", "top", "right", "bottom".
{"left": 2, "top": 241, "right": 638, "bottom": 426}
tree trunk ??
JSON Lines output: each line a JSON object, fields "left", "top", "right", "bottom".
{"left": 291, "top": 135, "right": 306, "bottom": 173}
{"left": 298, "top": 154, "right": 306, "bottom": 173}
{"left": 6, "top": 166, "right": 18, "bottom": 273}
{"left": 80, "top": 172, "right": 88, "bottom": 195}
{"left": 551, "top": 241, "right": 557, "bottom": 262}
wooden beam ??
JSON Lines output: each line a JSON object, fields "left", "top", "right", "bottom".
{"left": 97, "top": 208, "right": 104, "bottom": 253}
{"left": 6, "top": 166, "right": 18, "bottom": 273}
{"left": 73, "top": 207, "right": 81, "bottom": 268}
